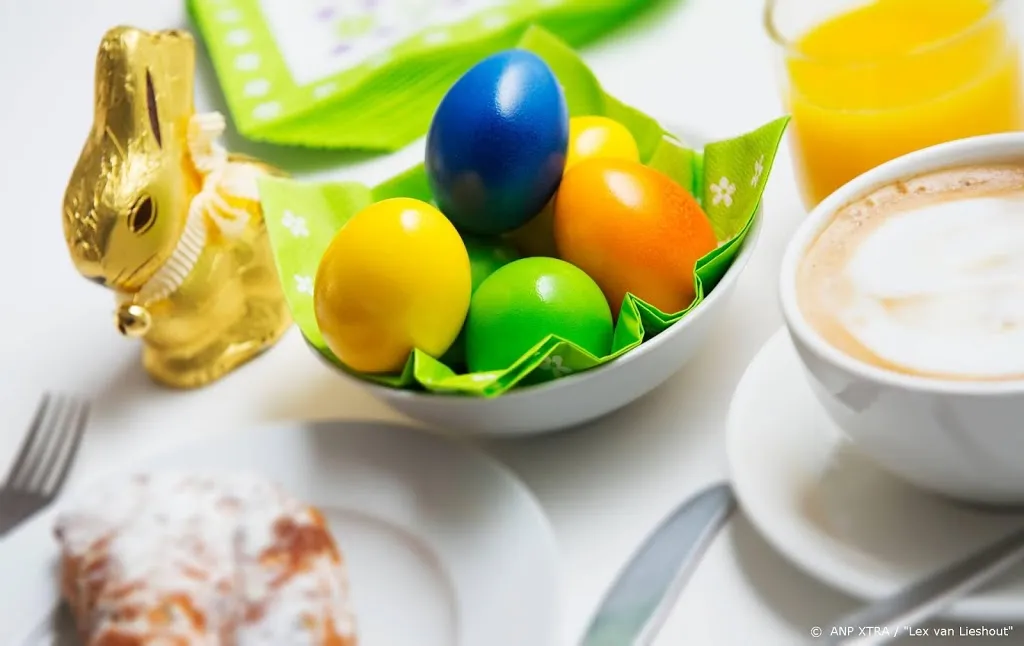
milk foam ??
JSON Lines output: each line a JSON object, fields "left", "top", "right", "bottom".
{"left": 839, "top": 196, "right": 1024, "bottom": 378}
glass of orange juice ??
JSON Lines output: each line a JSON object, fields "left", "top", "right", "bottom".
{"left": 766, "top": 0, "right": 1023, "bottom": 208}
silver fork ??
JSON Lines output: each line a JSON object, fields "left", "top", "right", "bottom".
{"left": 0, "top": 394, "right": 89, "bottom": 537}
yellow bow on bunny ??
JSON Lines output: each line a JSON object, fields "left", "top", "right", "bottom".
{"left": 62, "top": 26, "right": 291, "bottom": 388}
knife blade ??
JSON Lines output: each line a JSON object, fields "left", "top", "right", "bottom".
{"left": 821, "top": 524, "right": 1024, "bottom": 646}
{"left": 580, "top": 482, "right": 736, "bottom": 646}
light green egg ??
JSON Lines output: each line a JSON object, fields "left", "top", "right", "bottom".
{"left": 441, "top": 236, "right": 520, "bottom": 369}
{"left": 466, "top": 257, "right": 613, "bottom": 373}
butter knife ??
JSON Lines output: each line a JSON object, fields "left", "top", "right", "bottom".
{"left": 580, "top": 482, "right": 736, "bottom": 646}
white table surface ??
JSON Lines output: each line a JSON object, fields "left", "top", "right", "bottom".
{"left": 1, "top": 1, "right": 1020, "bottom": 644}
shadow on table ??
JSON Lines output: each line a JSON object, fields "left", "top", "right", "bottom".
{"left": 25, "top": 604, "right": 76, "bottom": 646}
{"left": 482, "top": 336, "right": 719, "bottom": 504}
{"left": 730, "top": 513, "right": 1024, "bottom": 645}
{"left": 80, "top": 332, "right": 402, "bottom": 427}
{"left": 75, "top": 347, "right": 153, "bottom": 425}
{"left": 730, "top": 512, "right": 855, "bottom": 626}
{"left": 259, "top": 368, "right": 412, "bottom": 427}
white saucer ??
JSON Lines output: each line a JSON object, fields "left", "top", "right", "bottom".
{"left": 726, "top": 328, "right": 1024, "bottom": 620}
{"left": 0, "top": 421, "right": 562, "bottom": 645}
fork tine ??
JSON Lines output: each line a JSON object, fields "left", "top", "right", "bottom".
{"left": 46, "top": 399, "right": 89, "bottom": 497}
{"left": 23, "top": 395, "right": 73, "bottom": 493}
{"left": 3, "top": 394, "right": 53, "bottom": 490}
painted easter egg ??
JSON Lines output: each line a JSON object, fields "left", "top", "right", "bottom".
{"left": 314, "top": 197, "right": 471, "bottom": 374}
{"left": 441, "top": 236, "right": 521, "bottom": 368}
{"left": 507, "top": 115, "right": 641, "bottom": 257}
{"left": 466, "top": 236, "right": 521, "bottom": 291}
{"left": 426, "top": 50, "right": 569, "bottom": 236}
{"left": 553, "top": 158, "right": 718, "bottom": 315}
{"left": 565, "top": 116, "right": 640, "bottom": 171}
{"left": 505, "top": 200, "right": 560, "bottom": 259}
{"left": 466, "top": 257, "right": 613, "bottom": 373}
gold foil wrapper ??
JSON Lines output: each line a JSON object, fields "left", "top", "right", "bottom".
{"left": 62, "top": 27, "right": 290, "bottom": 388}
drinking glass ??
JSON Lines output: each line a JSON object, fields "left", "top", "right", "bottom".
{"left": 766, "top": 0, "right": 1023, "bottom": 208}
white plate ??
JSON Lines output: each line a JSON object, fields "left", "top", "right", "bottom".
{"left": 0, "top": 421, "right": 562, "bottom": 645}
{"left": 726, "top": 328, "right": 1024, "bottom": 621}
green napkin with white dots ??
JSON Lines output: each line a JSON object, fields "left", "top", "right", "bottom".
{"left": 258, "top": 27, "right": 789, "bottom": 397}
{"left": 186, "top": 0, "right": 655, "bottom": 151}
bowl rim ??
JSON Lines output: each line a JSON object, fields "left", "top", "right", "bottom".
{"left": 311, "top": 202, "right": 764, "bottom": 401}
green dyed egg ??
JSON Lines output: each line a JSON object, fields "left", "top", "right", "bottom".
{"left": 466, "top": 236, "right": 520, "bottom": 287}
{"left": 466, "top": 257, "right": 613, "bottom": 373}
{"left": 441, "top": 237, "right": 520, "bottom": 368}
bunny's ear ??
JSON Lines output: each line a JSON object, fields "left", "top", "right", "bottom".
{"left": 145, "top": 69, "right": 162, "bottom": 148}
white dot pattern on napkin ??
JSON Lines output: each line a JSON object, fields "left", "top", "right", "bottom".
{"left": 295, "top": 275, "right": 314, "bottom": 295}
{"left": 235, "top": 53, "right": 261, "bottom": 71}
{"left": 281, "top": 211, "right": 310, "bottom": 237}
{"left": 312, "top": 82, "right": 338, "bottom": 99}
{"left": 218, "top": 8, "right": 242, "bottom": 22}
{"left": 422, "top": 30, "right": 451, "bottom": 45}
{"left": 252, "top": 102, "right": 282, "bottom": 121}
{"left": 710, "top": 176, "right": 736, "bottom": 207}
{"left": 244, "top": 79, "right": 271, "bottom": 97}
{"left": 226, "top": 28, "right": 252, "bottom": 46}
{"left": 480, "top": 12, "right": 510, "bottom": 29}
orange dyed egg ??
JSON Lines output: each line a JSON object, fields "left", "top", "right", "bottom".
{"left": 553, "top": 158, "right": 718, "bottom": 315}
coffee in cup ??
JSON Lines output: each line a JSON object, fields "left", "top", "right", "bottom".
{"left": 780, "top": 134, "right": 1024, "bottom": 504}
{"left": 795, "top": 164, "right": 1024, "bottom": 382}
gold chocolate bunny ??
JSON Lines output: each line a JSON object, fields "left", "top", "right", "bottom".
{"left": 62, "top": 27, "right": 291, "bottom": 388}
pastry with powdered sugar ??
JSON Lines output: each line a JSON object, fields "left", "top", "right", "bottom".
{"left": 54, "top": 472, "right": 357, "bottom": 645}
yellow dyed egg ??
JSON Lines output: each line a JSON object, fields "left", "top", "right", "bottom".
{"left": 565, "top": 116, "right": 640, "bottom": 171}
{"left": 509, "top": 116, "right": 641, "bottom": 257}
{"left": 314, "top": 198, "right": 472, "bottom": 374}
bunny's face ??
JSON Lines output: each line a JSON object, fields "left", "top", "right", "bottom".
{"left": 63, "top": 27, "right": 201, "bottom": 293}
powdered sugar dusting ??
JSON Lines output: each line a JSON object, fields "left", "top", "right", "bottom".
{"left": 54, "top": 472, "right": 357, "bottom": 645}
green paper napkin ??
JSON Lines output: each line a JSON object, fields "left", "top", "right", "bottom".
{"left": 186, "top": 0, "right": 654, "bottom": 151}
{"left": 258, "top": 27, "right": 789, "bottom": 397}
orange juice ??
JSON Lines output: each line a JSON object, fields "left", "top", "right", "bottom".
{"left": 783, "top": 0, "right": 1022, "bottom": 206}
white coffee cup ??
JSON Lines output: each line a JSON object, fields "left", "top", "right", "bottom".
{"left": 779, "top": 133, "right": 1024, "bottom": 505}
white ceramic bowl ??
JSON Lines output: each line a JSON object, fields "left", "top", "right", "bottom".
{"left": 779, "top": 133, "right": 1024, "bottom": 504}
{"left": 316, "top": 207, "right": 762, "bottom": 436}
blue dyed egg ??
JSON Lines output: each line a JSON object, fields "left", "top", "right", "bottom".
{"left": 426, "top": 50, "right": 569, "bottom": 236}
